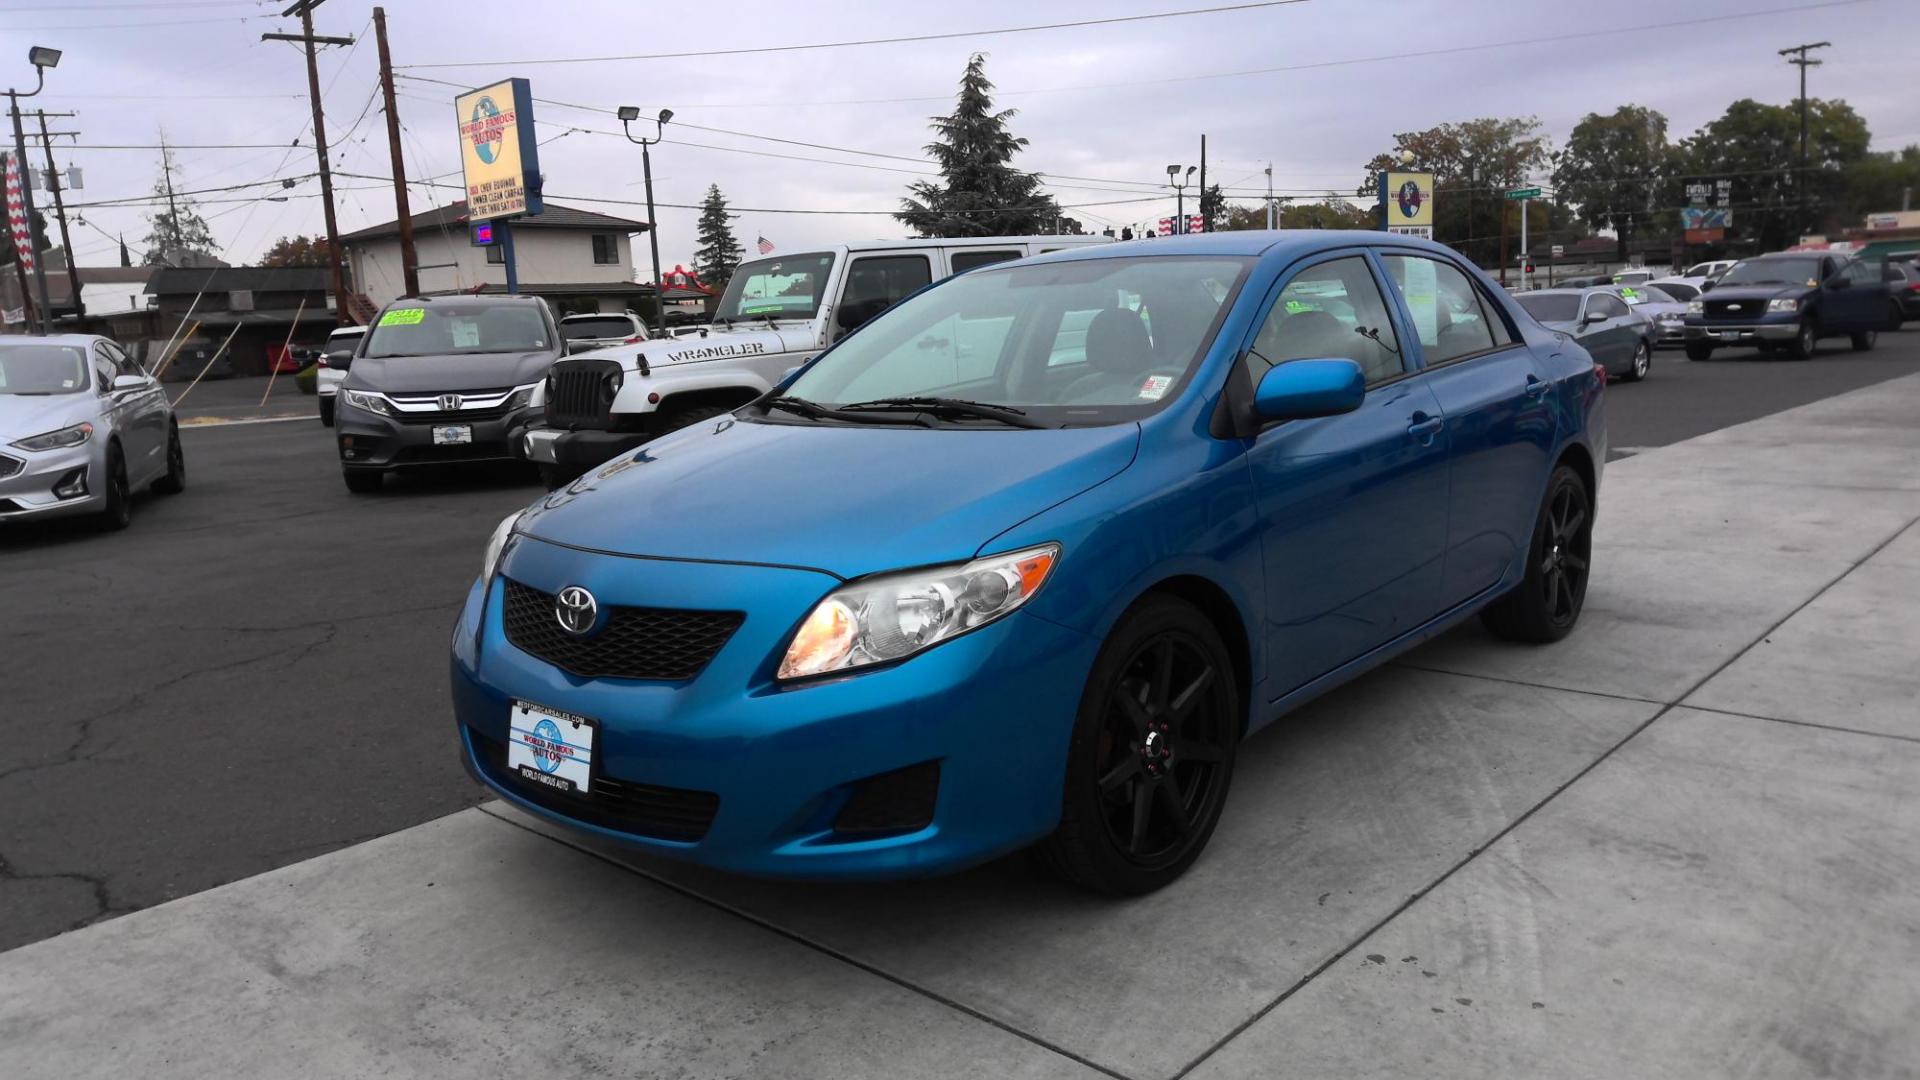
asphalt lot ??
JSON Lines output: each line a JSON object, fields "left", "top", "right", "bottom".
{"left": 1, "top": 327, "right": 1917, "bottom": 954}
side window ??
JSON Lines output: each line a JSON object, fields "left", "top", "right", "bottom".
{"left": 1381, "top": 254, "right": 1498, "bottom": 364}
{"left": 1842, "top": 261, "right": 1877, "bottom": 286}
{"left": 1592, "top": 295, "right": 1629, "bottom": 319}
{"left": 1246, "top": 256, "right": 1402, "bottom": 386}
{"left": 101, "top": 341, "right": 142, "bottom": 377}
{"left": 950, "top": 250, "right": 1020, "bottom": 273}
{"left": 836, "top": 255, "right": 932, "bottom": 338}
{"left": 1046, "top": 307, "right": 1106, "bottom": 367}
{"left": 91, "top": 348, "right": 118, "bottom": 391}
{"left": 1820, "top": 258, "right": 1838, "bottom": 282}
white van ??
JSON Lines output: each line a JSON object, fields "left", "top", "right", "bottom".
{"left": 520, "top": 234, "right": 1109, "bottom": 485}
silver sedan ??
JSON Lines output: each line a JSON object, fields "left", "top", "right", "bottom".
{"left": 0, "top": 334, "right": 184, "bottom": 529}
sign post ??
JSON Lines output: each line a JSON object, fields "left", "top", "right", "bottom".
{"left": 1507, "top": 187, "right": 1540, "bottom": 289}
{"left": 455, "top": 78, "right": 542, "bottom": 294}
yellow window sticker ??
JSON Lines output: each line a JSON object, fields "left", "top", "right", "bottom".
{"left": 378, "top": 308, "right": 425, "bottom": 326}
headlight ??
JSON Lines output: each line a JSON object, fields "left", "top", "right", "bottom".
{"left": 778, "top": 544, "right": 1060, "bottom": 680}
{"left": 1768, "top": 298, "right": 1799, "bottom": 313}
{"left": 342, "top": 388, "right": 394, "bottom": 416}
{"left": 1658, "top": 312, "right": 1681, "bottom": 322}
{"left": 1686, "top": 300, "right": 1704, "bottom": 314}
{"left": 481, "top": 510, "right": 523, "bottom": 581}
{"left": 10, "top": 421, "right": 93, "bottom": 451}
{"left": 507, "top": 382, "right": 539, "bottom": 410}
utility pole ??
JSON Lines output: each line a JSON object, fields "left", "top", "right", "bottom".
{"left": 1197, "top": 134, "right": 1208, "bottom": 233}
{"left": 372, "top": 7, "right": 418, "bottom": 297}
{"left": 1779, "top": 41, "right": 1829, "bottom": 240}
{"left": 264, "top": 0, "right": 354, "bottom": 322}
{"left": 8, "top": 98, "right": 51, "bottom": 332}
{"left": 1264, "top": 164, "right": 1274, "bottom": 229}
{"left": 34, "top": 110, "right": 81, "bottom": 319}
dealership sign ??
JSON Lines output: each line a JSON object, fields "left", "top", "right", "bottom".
{"left": 1378, "top": 171, "right": 1434, "bottom": 230}
{"left": 454, "top": 78, "right": 543, "bottom": 222}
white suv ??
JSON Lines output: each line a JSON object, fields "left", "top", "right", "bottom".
{"left": 315, "top": 325, "right": 365, "bottom": 427}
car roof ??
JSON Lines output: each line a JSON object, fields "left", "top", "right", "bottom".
{"left": 389, "top": 293, "right": 547, "bottom": 305}
{"left": 1516, "top": 288, "right": 1596, "bottom": 297}
{"left": 1, "top": 333, "right": 104, "bottom": 346}
{"left": 1009, "top": 229, "right": 1471, "bottom": 267}
{"left": 559, "top": 311, "right": 630, "bottom": 319}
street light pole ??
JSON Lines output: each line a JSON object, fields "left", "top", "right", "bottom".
{"left": 620, "top": 106, "right": 673, "bottom": 337}
{"left": 1167, "top": 164, "right": 1194, "bottom": 235}
{"left": 6, "top": 46, "right": 59, "bottom": 333}
{"left": 1265, "top": 164, "right": 1274, "bottom": 230}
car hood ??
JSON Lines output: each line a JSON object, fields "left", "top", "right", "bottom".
{"left": 518, "top": 416, "right": 1141, "bottom": 578}
{"left": 570, "top": 327, "right": 808, "bottom": 372}
{"left": 1631, "top": 302, "right": 1685, "bottom": 317}
{"left": 0, "top": 392, "right": 96, "bottom": 440}
{"left": 1702, "top": 284, "right": 1807, "bottom": 303}
{"left": 346, "top": 350, "right": 556, "bottom": 393}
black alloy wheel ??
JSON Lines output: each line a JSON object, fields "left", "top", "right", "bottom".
{"left": 98, "top": 445, "right": 132, "bottom": 531}
{"left": 1481, "top": 464, "right": 1593, "bottom": 644}
{"left": 1039, "top": 595, "right": 1239, "bottom": 895}
{"left": 153, "top": 423, "right": 186, "bottom": 495}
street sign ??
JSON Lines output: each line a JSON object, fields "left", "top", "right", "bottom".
{"left": 1505, "top": 187, "right": 1541, "bottom": 201}
{"left": 1551, "top": 244, "right": 1565, "bottom": 258}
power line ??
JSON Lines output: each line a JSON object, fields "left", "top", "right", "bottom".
{"left": 397, "top": 1, "right": 1311, "bottom": 69}
{"left": 0, "top": 14, "right": 267, "bottom": 30}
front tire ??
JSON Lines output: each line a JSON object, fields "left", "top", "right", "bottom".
{"left": 1481, "top": 464, "right": 1592, "bottom": 644}
{"left": 1619, "top": 341, "right": 1651, "bottom": 382}
{"left": 342, "top": 468, "right": 384, "bottom": 494}
{"left": 1851, "top": 328, "right": 1878, "bottom": 352}
{"left": 152, "top": 423, "right": 186, "bottom": 494}
{"left": 319, "top": 395, "right": 335, "bottom": 427}
{"left": 1685, "top": 342, "right": 1713, "bottom": 361}
{"left": 1037, "top": 595, "right": 1240, "bottom": 895}
{"left": 1785, "top": 318, "right": 1817, "bottom": 360}
{"left": 97, "top": 445, "right": 132, "bottom": 531}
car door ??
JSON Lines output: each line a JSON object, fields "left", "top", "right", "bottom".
{"left": 1580, "top": 293, "right": 1635, "bottom": 368}
{"left": 1825, "top": 259, "right": 1883, "bottom": 330}
{"left": 1240, "top": 251, "right": 1450, "bottom": 698}
{"left": 832, "top": 252, "right": 934, "bottom": 344}
{"left": 101, "top": 341, "right": 167, "bottom": 481}
{"left": 1381, "top": 252, "right": 1557, "bottom": 607}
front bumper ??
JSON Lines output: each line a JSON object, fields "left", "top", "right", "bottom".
{"left": 1683, "top": 318, "right": 1800, "bottom": 344}
{"left": 449, "top": 535, "right": 1097, "bottom": 879}
{"left": 336, "top": 399, "right": 536, "bottom": 471}
{"left": 519, "top": 424, "right": 651, "bottom": 470}
{"left": 1652, "top": 320, "right": 1685, "bottom": 345}
{"left": 0, "top": 441, "right": 104, "bottom": 523}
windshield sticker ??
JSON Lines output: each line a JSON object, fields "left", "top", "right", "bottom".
{"left": 1806, "top": 279, "right": 1819, "bottom": 287}
{"left": 378, "top": 308, "right": 425, "bottom": 327}
{"left": 451, "top": 319, "right": 481, "bottom": 348}
{"left": 1138, "top": 374, "right": 1173, "bottom": 400}
{"left": 1620, "top": 288, "right": 1641, "bottom": 304}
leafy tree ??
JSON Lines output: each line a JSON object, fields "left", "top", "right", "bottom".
{"left": 1845, "top": 144, "right": 1920, "bottom": 220}
{"left": 142, "top": 147, "right": 219, "bottom": 266}
{"left": 1554, "top": 106, "right": 1674, "bottom": 263}
{"left": 1215, "top": 197, "right": 1370, "bottom": 231}
{"left": 1676, "top": 98, "right": 1870, "bottom": 250}
{"left": 896, "top": 54, "right": 1062, "bottom": 237}
{"left": 260, "top": 235, "right": 330, "bottom": 267}
{"left": 1360, "top": 117, "right": 1551, "bottom": 266}
{"left": 693, "top": 184, "right": 745, "bottom": 288}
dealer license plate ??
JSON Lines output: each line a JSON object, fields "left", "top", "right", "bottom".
{"left": 507, "top": 700, "right": 595, "bottom": 794}
{"left": 433, "top": 424, "right": 473, "bottom": 445}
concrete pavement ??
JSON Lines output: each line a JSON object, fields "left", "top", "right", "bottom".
{"left": 4, "top": 374, "right": 1918, "bottom": 1079}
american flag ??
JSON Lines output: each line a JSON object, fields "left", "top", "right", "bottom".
{"left": 756, "top": 236, "right": 774, "bottom": 254}
{"left": 5, "top": 153, "right": 35, "bottom": 274}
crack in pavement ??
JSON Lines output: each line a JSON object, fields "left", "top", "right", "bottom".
{"left": 0, "top": 851, "right": 130, "bottom": 935}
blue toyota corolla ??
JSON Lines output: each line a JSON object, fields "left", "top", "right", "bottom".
{"left": 450, "top": 231, "right": 1605, "bottom": 894}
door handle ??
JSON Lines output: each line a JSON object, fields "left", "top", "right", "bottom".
{"left": 1407, "top": 412, "right": 1443, "bottom": 439}
{"left": 1524, "top": 375, "right": 1550, "bottom": 398}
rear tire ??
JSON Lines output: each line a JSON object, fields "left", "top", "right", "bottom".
{"left": 1851, "top": 328, "right": 1878, "bottom": 352}
{"left": 342, "top": 468, "right": 383, "bottom": 494}
{"left": 152, "top": 423, "right": 186, "bottom": 495}
{"left": 1785, "top": 319, "right": 1817, "bottom": 360}
{"left": 98, "top": 445, "right": 132, "bottom": 531}
{"left": 319, "top": 395, "right": 335, "bottom": 427}
{"left": 1481, "top": 464, "right": 1592, "bottom": 644}
{"left": 1036, "top": 595, "right": 1240, "bottom": 895}
{"left": 1684, "top": 342, "right": 1713, "bottom": 361}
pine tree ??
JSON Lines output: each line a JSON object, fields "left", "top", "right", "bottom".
{"left": 692, "top": 184, "right": 744, "bottom": 288}
{"left": 142, "top": 144, "right": 219, "bottom": 266}
{"left": 896, "top": 54, "right": 1062, "bottom": 237}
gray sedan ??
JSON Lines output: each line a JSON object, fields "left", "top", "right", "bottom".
{"left": 1514, "top": 287, "right": 1656, "bottom": 382}
{"left": 0, "top": 334, "right": 184, "bottom": 529}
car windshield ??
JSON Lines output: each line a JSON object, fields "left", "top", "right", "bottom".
{"left": 0, "top": 344, "right": 89, "bottom": 394}
{"left": 1616, "top": 285, "right": 1676, "bottom": 306}
{"left": 713, "top": 252, "right": 835, "bottom": 322}
{"left": 1718, "top": 258, "right": 1822, "bottom": 287}
{"left": 1655, "top": 282, "right": 1699, "bottom": 301}
{"left": 1516, "top": 293, "right": 1581, "bottom": 322}
{"left": 561, "top": 316, "right": 634, "bottom": 339}
{"left": 362, "top": 303, "right": 549, "bottom": 358}
{"left": 781, "top": 254, "right": 1251, "bottom": 425}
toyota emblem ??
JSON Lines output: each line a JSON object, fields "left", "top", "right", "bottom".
{"left": 554, "top": 586, "right": 598, "bottom": 636}
{"left": 438, "top": 393, "right": 464, "bottom": 411}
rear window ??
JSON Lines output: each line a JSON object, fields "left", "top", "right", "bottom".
{"left": 1515, "top": 293, "right": 1581, "bottom": 322}
{"left": 561, "top": 316, "right": 636, "bottom": 339}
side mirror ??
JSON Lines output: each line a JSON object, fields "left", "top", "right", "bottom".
{"left": 111, "top": 373, "right": 148, "bottom": 391}
{"left": 1699, "top": 280, "right": 1714, "bottom": 292}
{"left": 326, "top": 352, "right": 353, "bottom": 371}
{"left": 1582, "top": 309, "right": 1608, "bottom": 325}
{"left": 1252, "top": 358, "right": 1365, "bottom": 422}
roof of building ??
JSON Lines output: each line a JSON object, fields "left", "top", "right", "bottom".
{"left": 458, "top": 281, "right": 656, "bottom": 297}
{"left": 146, "top": 266, "right": 330, "bottom": 295}
{"left": 339, "top": 201, "right": 651, "bottom": 244}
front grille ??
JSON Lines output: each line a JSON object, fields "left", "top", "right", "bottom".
{"left": 546, "top": 359, "right": 621, "bottom": 428}
{"left": 1704, "top": 299, "right": 1763, "bottom": 320}
{"left": 386, "top": 386, "right": 520, "bottom": 424}
{"left": 470, "top": 728, "right": 719, "bottom": 841}
{"left": 0, "top": 454, "right": 21, "bottom": 479}
{"left": 501, "top": 579, "right": 742, "bottom": 681}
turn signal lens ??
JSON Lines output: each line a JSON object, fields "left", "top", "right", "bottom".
{"left": 777, "top": 544, "right": 1061, "bottom": 681}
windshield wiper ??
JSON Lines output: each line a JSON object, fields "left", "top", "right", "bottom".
{"left": 839, "top": 396, "right": 1050, "bottom": 429}
{"left": 759, "top": 394, "right": 930, "bottom": 427}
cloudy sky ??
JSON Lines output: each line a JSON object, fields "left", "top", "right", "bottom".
{"left": 8, "top": 0, "right": 1916, "bottom": 274}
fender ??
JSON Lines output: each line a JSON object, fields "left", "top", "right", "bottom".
{"left": 607, "top": 366, "right": 784, "bottom": 417}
